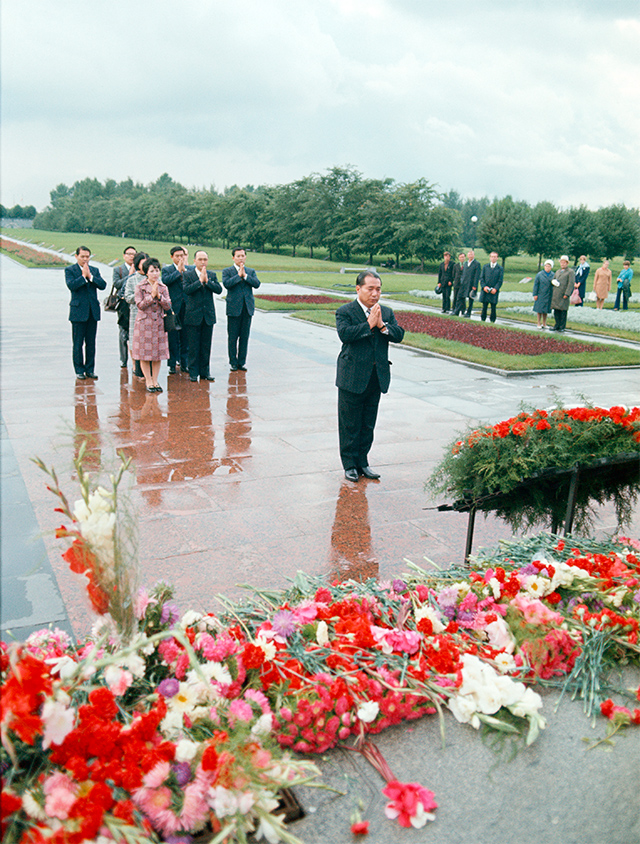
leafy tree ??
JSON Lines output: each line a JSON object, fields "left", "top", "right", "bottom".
{"left": 527, "top": 201, "right": 565, "bottom": 269}
{"left": 596, "top": 204, "right": 640, "bottom": 260}
{"left": 390, "top": 179, "right": 440, "bottom": 270}
{"left": 477, "top": 196, "right": 532, "bottom": 267}
{"left": 563, "top": 205, "right": 603, "bottom": 262}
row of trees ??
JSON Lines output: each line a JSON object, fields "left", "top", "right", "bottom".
{"left": 1, "top": 203, "right": 37, "bottom": 219}
{"left": 33, "top": 168, "right": 639, "bottom": 269}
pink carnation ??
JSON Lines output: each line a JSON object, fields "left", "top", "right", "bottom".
{"left": 43, "top": 772, "right": 77, "bottom": 820}
{"left": 511, "top": 594, "right": 563, "bottom": 625}
{"left": 382, "top": 779, "right": 437, "bottom": 829}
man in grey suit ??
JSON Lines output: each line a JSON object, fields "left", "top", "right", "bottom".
{"left": 479, "top": 251, "right": 504, "bottom": 323}
{"left": 335, "top": 271, "right": 404, "bottom": 482}
{"left": 65, "top": 246, "right": 106, "bottom": 379}
{"left": 222, "top": 248, "right": 261, "bottom": 371}
{"left": 452, "top": 249, "right": 481, "bottom": 318}
{"left": 113, "top": 245, "right": 136, "bottom": 367}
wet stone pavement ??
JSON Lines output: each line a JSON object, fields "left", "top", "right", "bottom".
{"left": 1, "top": 254, "right": 639, "bottom": 844}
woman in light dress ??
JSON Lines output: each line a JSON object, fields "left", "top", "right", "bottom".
{"left": 592, "top": 260, "right": 612, "bottom": 310}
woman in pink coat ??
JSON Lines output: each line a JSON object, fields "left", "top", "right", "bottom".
{"left": 131, "top": 258, "right": 171, "bottom": 392}
{"left": 592, "top": 260, "right": 612, "bottom": 310}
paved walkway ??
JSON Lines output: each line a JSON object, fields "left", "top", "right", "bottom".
{"left": 1, "top": 253, "right": 639, "bottom": 843}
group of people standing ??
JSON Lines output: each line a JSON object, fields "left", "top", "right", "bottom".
{"left": 438, "top": 249, "right": 504, "bottom": 322}
{"left": 65, "top": 245, "right": 261, "bottom": 392}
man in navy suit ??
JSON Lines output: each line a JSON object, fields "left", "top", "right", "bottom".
{"left": 162, "top": 245, "right": 189, "bottom": 373}
{"left": 65, "top": 246, "right": 106, "bottom": 379}
{"left": 183, "top": 250, "right": 222, "bottom": 382}
{"left": 222, "top": 248, "right": 261, "bottom": 371}
{"left": 479, "top": 251, "right": 504, "bottom": 323}
{"left": 335, "top": 271, "right": 404, "bottom": 482}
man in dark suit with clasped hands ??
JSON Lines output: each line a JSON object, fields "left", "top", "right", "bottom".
{"left": 183, "top": 250, "right": 222, "bottom": 382}
{"left": 335, "top": 271, "right": 404, "bottom": 482}
{"left": 222, "top": 247, "right": 261, "bottom": 371}
{"left": 65, "top": 246, "right": 106, "bottom": 380}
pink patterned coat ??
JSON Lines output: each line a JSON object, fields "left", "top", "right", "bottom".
{"left": 131, "top": 279, "right": 171, "bottom": 360}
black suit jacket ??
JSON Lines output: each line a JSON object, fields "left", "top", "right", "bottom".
{"left": 182, "top": 269, "right": 222, "bottom": 326}
{"left": 222, "top": 265, "right": 261, "bottom": 316}
{"left": 459, "top": 259, "right": 481, "bottom": 297}
{"left": 335, "top": 299, "right": 404, "bottom": 394}
{"left": 65, "top": 262, "right": 106, "bottom": 322}
{"left": 162, "top": 263, "right": 186, "bottom": 313}
{"left": 478, "top": 263, "right": 504, "bottom": 303}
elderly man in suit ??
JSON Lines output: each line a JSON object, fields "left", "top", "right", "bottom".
{"left": 183, "top": 250, "right": 222, "bottom": 382}
{"left": 479, "top": 251, "right": 504, "bottom": 323}
{"left": 452, "top": 249, "right": 481, "bottom": 317}
{"left": 335, "top": 270, "right": 404, "bottom": 482}
{"left": 113, "top": 245, "right": 136, "bottom": 367}
{"left": 222, "top": 247, "right": 261, "bottom": 371}
{"left": 65, "top": 246, "right": 106, "bottom": 380}
{"left": 162, "top": 245, "right": 189, "bottom": 374}
{"left": 550, "top": 255, "right": 575, "bottom": 332}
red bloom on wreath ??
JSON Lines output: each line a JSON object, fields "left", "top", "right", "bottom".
{"left": 382, "top": 779, "right": 437, "bottom": 828}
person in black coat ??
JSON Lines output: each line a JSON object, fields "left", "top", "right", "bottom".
{"left": 479, "top": 251, "right": 504, "bottom": 323}
{"left": 335, "top": 271, "right": 404, "bottom": 482}
{"left": 437, "top": 251, "right": 455, "bottom": 313}
{"left": 162, "top": 246, "right": 189, "bottom": 373}
{"left": 65, "top": 246, "right": 106, "bottom": 379}
{"left": 452, "top": 250, "right": 481, "bottom": 317}
{"left": 182, "top": 250, "right": 222, "bottom": 382}
{"left": 222, "top": 248, "right": 261, "bottom": 371}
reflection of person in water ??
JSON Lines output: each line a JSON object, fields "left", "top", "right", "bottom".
{"left": 74, "top": 381, "right": 101, "bottom": 469}
{"left": 223, "top": 371, "right": 252, "bottom": 474}
{"left": 165, "top": 379, "right": 215, "bottom": 481}
{"left": 328, "top": 482, "right": 378, "bottom": 582}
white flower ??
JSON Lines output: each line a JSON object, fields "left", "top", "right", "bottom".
{"left": 252, "top": 713, "right": 275, "bottom": 736}
{"left": 256, "top": 634, "right": 276, "bottom": 661}
{"left": 181, "top": 610, "right": 203, "bottom": 628}
{"left": 487, "top": 577, "right": 502, "bottom": 599}
{"left": 316, "top": 620, "right": 329, "bottom": 646}
{"left": 41, "top": 698, "right": 75, "bottom": 749}
{"left": 22, "top": 791, "right": 48, "bottom": 821}
{"left": 356, "top": 700, "right": 380, "bottom": 723}
{"left": 609, "top": 587, "right": 627, "bottom": 608}
{"left": 494, "top": 652, "right": 517, "bottom": 673}
{"left": 255, "top": 813, "right": 286, "bottom": 843}
{"left": 45, "top": 655, "right": 78, "bottom": 681}
{"left": 523, "top": 575, "right": 551, "bottom": 598}
{"left": 174, "top": 739, "right": 199, "bottom": 762}
{"left": 119, "top": 652, "right": 146, "bottom": 677}
{"left": 208, "top": 785, "right": 255, "bottom": 818}
{"left": 103, "top": 665, "right": 133, "bottom": 696}
{"left": 485, "top": 617, "right": 515, "bottom": 653}
{"left": 414, "top": 605, "right": 446, "bottom": 633}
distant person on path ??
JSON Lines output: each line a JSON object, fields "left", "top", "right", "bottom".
{"left": 124, "top": 252, "right": 149, "bottom": 378}
{"left": 183, "top": 250, "right": 222, "bottom": 382}
{"left": 573, "top": 255, "right": 590, "bottom": 306}
{"left": 614, "top": 260, "right": 633, "bottom": 311}
{"left": 222, "top": 248, "right": 261, "bottom": 371}
{"left": 162, "top": 246, "right": 189, "bottom": 373}
{"left": 550, "top": 255, "right": 575, "bottom": 332}
{"left": 479, "top": 251, "right": 504, "bottom": 323}
{"left": 113, "top": 245, "right": 136, "bottom": 368}
{"left": 592, "top": 260, "right": 612, "bottom": 310}
{"left": 335, "top": 271, "right": 404, "bottom": 483}
{"left": 131, "top": 258, "right": 171, "bottom": 393}
{"left": 532, "top": 259, "right": 554, "bottom": 329}
{"left": 452, "top": 249, "right": 481, "bottom": 317}
{"left": 65, "top": 246, "right": 106, "bottom": 380}
{"left": 437, "top": 251, "right": 454, "bottom": 313}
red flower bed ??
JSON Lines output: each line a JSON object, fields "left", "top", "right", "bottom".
{"left": 1, "top": 237, "right": 68, "bottom": 267}
{"left": 396, "top": 311, "right": 600, "bottom": 356}
{"left": 256, "top": 294, "right": 346, "bottom": 305}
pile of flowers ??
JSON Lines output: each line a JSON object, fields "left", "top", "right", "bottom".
{"left": 395, "top": 310, "right": 600, "bottom": 355}
{"left": 0, "top": 237, "right": 68, "bottom": 267}
{"left": 2, "top": 459, "right": 640, "bottom": 842}
{"left": 429, "top": 405, "right": 640, "bottom": 532}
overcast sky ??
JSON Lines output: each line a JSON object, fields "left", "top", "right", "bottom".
{"left": 2, "top": 0, "right": 639, "bottom": 211}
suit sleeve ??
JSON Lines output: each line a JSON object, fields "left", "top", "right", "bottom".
{"left": 183, "top": 271, "right": 202, "bottom": 296}
{"left": 162, "top": 265, "right": 182, "bottom": 285}
{"left": 90, "top": 267, "right": 106, "bottom": 290}
{"left": 382, "top": 308, "right": 404, "bottom": 343}
{"left": 113, "top": 266, "right": 125, "bottom": 289}
{"left": 206, "top": 272, "right": 222, "bottom": 294}
{"left": 65, "top": 266, "right": 86, "bottom": 291}
{"left": 247, "top": 269, "right": 260, "bottom": 289}
{"left": 222, "top": 267, "right": 240, "bottom": 290}
{"left": 336, "top": 306, "right": 374, "bottom": 345}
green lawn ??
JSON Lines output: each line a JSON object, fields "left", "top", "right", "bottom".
{"left": 291, "top": 310, "right": 640, "bottom": 372}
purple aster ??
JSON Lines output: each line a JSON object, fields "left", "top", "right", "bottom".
{"left": 520, "top": 563, "right": 538, "bottom": 576}
{"left": 271, "top": 609, "right": 296, "bottom": 639}
{"left": 392, "top": 579, "right": 407, "bottom": 593}
{"left": 165, "top": 837, "right": 193, "bottom": 844}
{"left": 633, "top": 590, "right": 640, "bottom": 604}
{"left": 172, "top": 762, "right": 192, "bottom": 787}
{"left": 157, "top": 677, "right": 180, "bottom": 698}
{"left": 161, "top": 601, "right": 180, "bottom": 626}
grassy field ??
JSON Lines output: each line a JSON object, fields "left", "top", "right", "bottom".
{"left": 291, "top": 310, "right": 639, "bottom": 371}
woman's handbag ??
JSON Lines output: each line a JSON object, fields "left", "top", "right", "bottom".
{"left": 587, "top": 291, "right": 597, "bottom": 302}
{"left": 163, "top": 309, "right": 179, "bottom": 332}
{"left": 103, "top": 285, "right": 119, "bottom": 312}
{"left": 569, "top": 288, "right": 582, "bottom": 305}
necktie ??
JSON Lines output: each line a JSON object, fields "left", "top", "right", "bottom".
{"left": 366, "top": 308, "right": 371, "bottom": 317}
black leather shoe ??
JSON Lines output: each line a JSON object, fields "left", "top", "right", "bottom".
{"left": 204, "top": 375, "right": 215, "bottom": 381}
{"left": 190, "top": 376, "right": 198, "bottom": 382}
{"left": 344, "top": 468, "right": 359, "bottom": 482}
{"left": 168, "top": 367, "right": 176, "bottom": 374}
{"left": 86, "top": 373, "right": 98, "bottom": 380}
{"left": 239, "top": 365, "right": 247, "bottom": 371}
{"left": 76, "top": 373, "right": 87, "bottom": 380}
{"left": 230, "top": 364, "right": 239, "bottom": 371}
{"left": 359, "top": 466, "right": 381, "bottom": 480}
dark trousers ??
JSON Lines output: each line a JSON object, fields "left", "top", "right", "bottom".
{"left": 71, "top": 317, "right": 98, "bottom": 375}
{"left": 452, "top": 289, "right": 473, "bottom": 317}
{"left": 481, "top": 301, "right": 497, "bottom": 322}
{"left": 227, "top": 305, "right": 252, "bottom": 367}
{"left": 119, "top": 326, "right": 128, "bottom": 366}
{"left": 187, "top": 321, "right": 213, "bottom": 378}
{"left": 442, "top": 284, "right": 452, "bottom": 312}
{"left": 553, "top": 308, "right": 568, "bottom": 330}
{"left": 338, "top": 369, "right": 381, "bottom": 470}
{"left": 168, "top": 305, "right": 188, "bottom": 367}
{"left": 576, "top": 278, "right": 586, "bottom": 306}
{"left": 614, "top": 287, "right": 629, "bottom": 310}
